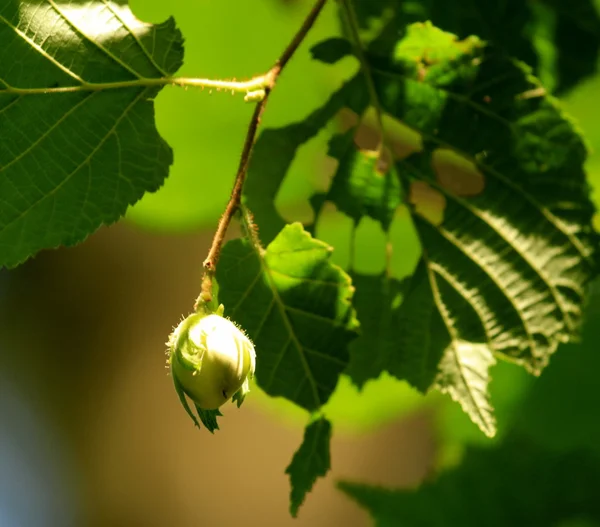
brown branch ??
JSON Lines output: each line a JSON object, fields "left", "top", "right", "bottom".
{"left": 195, "top": 0, "right": 328, "bottom": 310}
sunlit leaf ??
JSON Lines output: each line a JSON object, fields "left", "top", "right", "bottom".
{"left": 0, "top": 0, "right": 183, "bottom": 268}
{"left": 312, "top": 130, "right": 402, "bottom": 231}
{"left": 217, "top": 223, "right": 359, "bottom": 411}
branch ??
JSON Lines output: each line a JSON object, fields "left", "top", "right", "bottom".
{"left": 195, "top": 0, "right": 329, "bottom": 309}
{"left": 338, "top": 0, "right": 386, "bottom": 154}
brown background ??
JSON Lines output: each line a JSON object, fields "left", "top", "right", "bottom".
{"left": 1, "top": 223, "right": 434, "bottom": 527}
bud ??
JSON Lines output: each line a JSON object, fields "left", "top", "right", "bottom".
{"left": 244, "top": 88, "right": 266, "bottom": 102}
{"left": 168, "top": 306, "right": 256, "bottom": 414}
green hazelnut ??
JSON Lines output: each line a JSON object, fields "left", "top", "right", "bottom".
{"left": 169, "top": 310, "right": 256, "bottom": 411}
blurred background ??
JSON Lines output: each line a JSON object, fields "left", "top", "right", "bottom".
{"left": 2, "top": 0, "right": 600, "bottom": 525}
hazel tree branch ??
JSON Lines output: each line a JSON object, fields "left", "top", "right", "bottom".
{"left": 195, "top": 0, "right": 329, "bottom": 310}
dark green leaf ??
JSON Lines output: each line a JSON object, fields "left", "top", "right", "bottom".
{"left": 403, "top": 260, "right": 497, "bottom": 436}
{"left": 382, "top": 22, "right": 598, "bottom": 368}
{"left": 339, "top": 438, "right": 600, "bottom": 527}
{"left": 401, "top": 25, "right": 596, "bottom": 435}
{"left": 317, "top": 22, "right": 598, "bottom": 436}
{"left": 217, "top": 223, "right": 359, "bottom": 411}
{"left": 542, "top": 0, "right": 600, "bottom": 92}
{"left": 344, "top": 273, "right": 408, "bottom": 388}
{"left": 310, "top": 37, "right": 354, "bottom": 64}
{"left": 346, "top": 269, "right": 448, "bottom": 393}
{"left": 517, "top": 277, "right": 600, "bottom": 453}
{"left": 286, "top": 417, "right": 332, "bottom": 517}
{"left": 0, "top": 0, "right": 183, "bottom": 268}
{"left": 342, "top": 0, "right": 600, "bottom": 94}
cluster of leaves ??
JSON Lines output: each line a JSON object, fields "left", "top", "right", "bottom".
{"left": 2, "top": 0, "right": 600, "bottom": 521}
{"left": 232, "top": 0, "right": 600, "bottom": 513}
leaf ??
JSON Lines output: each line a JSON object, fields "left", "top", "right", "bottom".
{"left": 517, "top": 277, "right": 600, "bottom": 453}
{"left": 540, "top": 0, "right": 600, "bottom": 92}
{"left": 384, "top": 22, "right": 598, "bottom": 368}
{"left": 347, "top": 265, "right": 497, "bottom": 437}
{"left": 314, "top": 130, "right": 402, "bottom": 231}
{"left": 435, "top": 340, "right": 496, "bottom": 438}
{"left": 345, "top": 269, "right": 444, "bottom": 392}
{"left": 285, "top": 417, "right": 332, "bottom": 517}
{"left": 345, "top": 0, "right": 600, "bottom": 94}
{"left": 310, "top": 37, "right": 354, "bottom": 64}
{"left": 216, "top": 223, "right": 359, "bottom": 411}
{"left": 344, "top": 273, "right": 409, "bottom": 388}
{"left": 338, "top": 437, "right": 600, "bottom": 527}
{"left": 312, "top": 22, "right": 599, "bottom": 435}
{"left": 172, "top": 373, "right": 201, "bottom": 429}
{"left": 0, "top": 0, "right": 184, "bottom": 268}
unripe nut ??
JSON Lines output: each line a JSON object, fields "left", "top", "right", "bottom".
{"left": 170, "top": 312, "right": 256, "bottom": 410}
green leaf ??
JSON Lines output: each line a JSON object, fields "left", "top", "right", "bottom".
{"left": 338, "top": 438, "right": 600, "bottom": 527}
{"left": 313, "top": 22, "right": 599, "bottom": 436}
{"left": 310, "top": 37, "right": 354, "bottom": 64}
{"left": 216, "top": 222, "right": 359, "bottom": 411}
{"left": 285, "top": 417, "right": 332, "bottom": 517}
{"left": 344, "top": 273, "right": 409, "bottom": 388}
{"left": 539, "top": 0, "right": 600, "bottom": 92}
{"left": 344, "top": 0, "right": 600, "bottom": 94}
{"left": 435, "top": 339, "right": 496, "bottom": 438}
{"left": 347, "top": 265, "right": 497, "bottom": 436}
{"left": 384, "top": 23, "right": 598, "bottom": 368}
{"left": 0, "top": 0, "right": 183, "bottom": 268}
{"left": 516, "top": 277, "right": 600, "bottom": 454}
{"left": 345, "top": 268, "right": 444, "bottom": 392}
{"left": 313, "top": 130, "right": 402, "bottom": 231}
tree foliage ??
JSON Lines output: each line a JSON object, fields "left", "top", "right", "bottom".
{"left": 2, "top": 0, "right": 600, "bottom": 521}
{"left": 339, "top": 437, "right": 600, "bottom": 527}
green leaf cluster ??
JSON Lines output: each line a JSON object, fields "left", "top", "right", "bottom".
{"left": 3, "top": 0, "right": 600, "bottom": 520}
{"left": 339, "top": 436, "right": 600, "bottom": 527}
{"left": 241, "top": 15, "right": 599, "bottom": 442}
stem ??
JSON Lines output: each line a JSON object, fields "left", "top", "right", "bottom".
{"left": 338, "top": 0, "right": 386, "bottom": 153}
{"left": 195, "top": 0, "right": 328, "bottom": 309}
{"left": 349, "top": 221, "right": 358, "bottom": 273}
{"left": 385, "top": 232, "right": 393, "bottom": 278}
{"left": 0, "top": 75, "right": 270, "bottom": 97}
{"left": 239, "top": 204, "right": 265, "bottom": 260}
